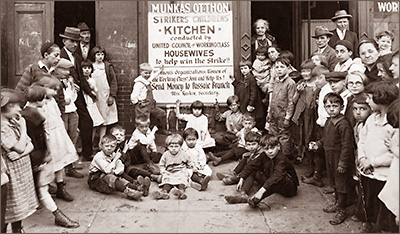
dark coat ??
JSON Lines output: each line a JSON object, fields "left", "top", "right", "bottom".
{"left": 251, "top": 32, "right": 278, "bottom": 62}
{"left": 104, "top": 61, "right": 118, "bottom": 98}
{"left": 21, "top": 106, "right": 47, "bottom": 169}
{"left": 232, "top": 73, "right": 264, "bottom": 120}
{"left": 365, "top": 63, "right": 383, "bottom": 84}
{"left": 316, "top": 114, "right": 355, "bottom": 193}
{"left": 75, "top": 42, "right": 94, "bottom": 61}
{"left": 328, "top": 29, "right": 359, "bottom": 57}
{"left": 238, "top": 151, "right": 299, "bottom": 190}
{"left": 60, "top": 47, "right": 93, "bottom": 98}
{"left": 311, "top": 45, "right": 339, "bottom": 72}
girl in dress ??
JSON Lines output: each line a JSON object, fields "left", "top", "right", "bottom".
{"left": 90, "top": 46, "right": 118, "bottom": 141}
{"left": 155, "top": 134, "right": 193, "bottom": 200}
{"left": 1, "top": 89, "right": 38, "bottom": 233}
{"left": 175, "top": 99, "right": 216, "bottom": 150}
{"left": 22, "top": 85, "right": 79, "bottom": 228}
{"left": 36, "top": 76, "right": 79, "bottom": 202}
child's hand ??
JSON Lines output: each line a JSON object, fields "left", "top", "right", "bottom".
{"left": 107, "top": 96, "right": 114, "bottom": 106}
{"left": 337, "top": 166, "right": 346, "bottom": 174}
{"left": 152, "top": 126, "right": 158, "bottom": 133}
{"left": 65, "top": 98, "right": 71, "bottom": 105}
{"left": 253, "top": 187, "right": 266, "bottom": 200}
{"left": 247, "top": 105, "right": 255, "bottom": 112}
{"left": 359, "top": 158, "right": 373, "bottom": 173}
{"left": 283, "top": 119, "right": 290, "bottom": 127}
{"left": 308, "top": 142, "right": 318, "bottom": 151}
{"left": 236, "top": 178, "right": 244, "bottom": 191}
{"left": 296, "top": 83, "right": 305, "bottom": 92}
{"left": 73, "top": 84, "right": 80, "bottom": 92}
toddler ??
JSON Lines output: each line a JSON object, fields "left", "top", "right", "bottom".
{"left": 182, "top": 128, "right": 212, "bottom": 191}
{"left": 376, "top": 30, "right": 394, "bottom": 57}
{"left": 252, "top": 46, "right": 272, "bottom": 91}
{"left": 154, "top": 134, "right": 193, "bottom": 200}
{"left": 214, "top": 95, "right": 244, "bottom": 148}
{"left": 208, "top": 113, "right": 258, "bottom": 167}
{"left": 176, "top": 99, "right": 215, "bottom": 150}
{"left": 88, "top": 134, "right": 144, "bottom": 200}
{"left": 309, "top": 93, "right": 355, "bottom": 225}
{"left": 90, "top": 46, "right": 118, "bottom": 141}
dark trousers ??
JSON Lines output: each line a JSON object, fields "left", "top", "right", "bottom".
{"left": 125, "top": 144, "right": 161, "bottom": 178}
{"left": 358, "top": 175, "right": 398, "bottom": 232}
{"left": 215, "top": 147, "right": 247, "bottom": 163}
{"left": 75, "top": 92, "right": 93, "bottom": 159}
{"left": 242, "top": 171, "right": 298, "bottom": 199}
{"left": 1, "top": 184, "right": 7, "bottom": 233}
{"left": 135, "top": 104, "right": 167, "bottom": 130}
{"left": 314, "top": 125, "right": 326, "bottom": 176}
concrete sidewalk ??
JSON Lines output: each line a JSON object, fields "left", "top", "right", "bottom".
{"left": 21, "top": 158, "right": 361, "bottom": 233}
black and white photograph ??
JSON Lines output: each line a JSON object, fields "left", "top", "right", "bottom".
{"left": 1, "top": 0, "right": 399, "bottom": 233}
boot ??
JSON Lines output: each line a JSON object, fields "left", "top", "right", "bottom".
{"left": 56, "top": 182, "right": 74, "bottom": 202}
{"left": 225, "top": 193, "right": 248, "bottom": 204}
{"left": 222, "top": 175, "right": 239, "bottom": 185}
{"left": 65, "top": 164, "right": 84, "bottom": 178}
{"left": 124, "top": 187, "right": 143, "bottom": 200}
{"left": 247, "top": 196, "right": 262, "bottom": 208}
{"left": 137, "top": 176, "right": 151, "bottom": 197}
{"left": 152, "top": 190, "right": 170, "bottom": 200}
{"left": 301, "top": 172, "right": 324, "bottom": 187}
{"left": 200, "top": 175, "right": 211, "bottom": 191}
{"left": 207, "top": 152, "right": 222, "bottom": 166}
{"left": 170, "top": 187, "right": 187, "bottom": 200}
{"left": 53, "top": 209, "right": 80, "bottom": 228}
{"left": 329, "top": 208, "right": 347, "bottom": 225}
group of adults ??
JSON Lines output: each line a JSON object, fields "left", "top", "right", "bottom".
{"left": 15, "top": 23, "right": 96, "bottom": 178}
{"left": 251, "top": 9, "right": 398, "bottom": 81}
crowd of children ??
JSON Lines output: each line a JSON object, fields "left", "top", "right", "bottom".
{"left": 1, "top": 12, "right": 399, "bottom": 233}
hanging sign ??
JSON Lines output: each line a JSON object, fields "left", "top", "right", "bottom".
{"left": 148, "top": 1, "right": 234, "bottom": 104}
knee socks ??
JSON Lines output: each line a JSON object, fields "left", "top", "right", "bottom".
{"left": 38, "top": 185, "right": 57, "bottom": 212}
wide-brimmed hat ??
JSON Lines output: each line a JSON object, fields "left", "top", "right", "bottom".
{"left": 77, "top": 22, "right": 92, "bottom": 32}
{"left": 312, "top": 26, "right": 333, "bottom": 38}
{"left": 1, "top": 94, "right": 9, "bottom": 107}
{"left": 59, "top": 27, "right": 81, "bottom": 41}
{"left": 331, "top": 10, "right": 352, "bottom": 21}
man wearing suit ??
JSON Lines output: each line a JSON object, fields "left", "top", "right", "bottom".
{"left": 76, "top": 22, "right": 93, "bottom": 61}
{"left": 328, "top": 10, "right": 359, "bottom": 57}
{"left": 59, "top": 27, "right": 94, "bottom": 178}
{"left": 311, "top": 26, "right": 339, "bottom": 71}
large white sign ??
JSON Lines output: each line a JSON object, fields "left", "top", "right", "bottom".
{"left": 148, "top": 1, "right": 234, "bottom": 104}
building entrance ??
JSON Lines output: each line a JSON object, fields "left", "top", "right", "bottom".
{"left": 54, "top": 1, "right": 96, "bottom": 47}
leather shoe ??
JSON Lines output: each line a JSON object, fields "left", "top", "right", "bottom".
{"left": 53, "top": 209, "right": 79, "bottom": 228}
{"left": 66, "top": 167, "right": 84, "bottom": 178}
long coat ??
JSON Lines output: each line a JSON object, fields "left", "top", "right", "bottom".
{"left": 232, "top": 73, "right": 264, "bottom": 120}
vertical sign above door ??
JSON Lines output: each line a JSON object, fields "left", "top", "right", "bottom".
{"left": 147, "top": 1, "right": 234, "bottom": 104}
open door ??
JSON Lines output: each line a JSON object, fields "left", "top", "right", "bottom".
{"left": 4, "top": 1, "right": 53, "bottom": 88}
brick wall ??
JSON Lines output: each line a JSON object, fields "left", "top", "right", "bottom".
{"left": 96, "top": 1, "right": 139, "bottom": 133}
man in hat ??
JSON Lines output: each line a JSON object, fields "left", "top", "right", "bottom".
{"left": 328, "top": 9, "right": 359, "bottom": 57}
{"left": 311, "top": 26, "right": 339, "bottom": 71}
{"left": 60, "top": 26, "right": 94, "bottom": 178}
{"left": 76, "top": 22, "right": 93, "bottom": 60}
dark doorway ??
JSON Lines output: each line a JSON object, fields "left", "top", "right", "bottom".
{"left": 54, "top": 1, "right": 95, "bottom": 48}
{"left": 251, "top": 1, "right": 294, "bottom": 53}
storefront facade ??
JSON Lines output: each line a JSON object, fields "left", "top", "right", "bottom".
{"left": 1, "top": 1, "right": 398, "bottom": 132}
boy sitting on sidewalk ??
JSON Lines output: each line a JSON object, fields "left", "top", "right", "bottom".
{"left": 88, "top": 134, "right": 146, "bottom": 200}
{"left": 224, "top": 135, "right": 299, "bottom": 206}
